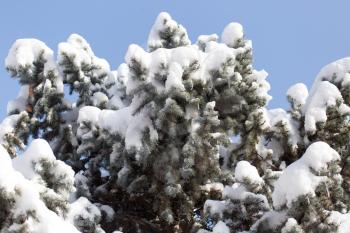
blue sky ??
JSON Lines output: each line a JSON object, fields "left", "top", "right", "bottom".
{"left": 1, "top": 1, "right": 350, "bottom": 118}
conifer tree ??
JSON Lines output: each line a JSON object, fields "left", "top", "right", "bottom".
{"left": 148, "top": 12, "right": 190, "bottom": 51}
{"left": 0, "top": 139, "right": 79, "bottom": 233}
{"left": 202, "top": 161, "right": 270, "bottom": 232}
{"left": 58, "top": 34, "right": 114, "bottom": 109}
{"left": 1, "top": 11, "right": 350, "bottom": 233}
{"left": 207, "top": 22, "right": 271, "bottom": 172}
{"left": 75, "top": 12, "right": 272, "bottom": 232}
{"left": 301, "top": 60, "right": 350, "bottom": 205}
{"left": 4, "top": 39, "right": 69, "bottom": 157}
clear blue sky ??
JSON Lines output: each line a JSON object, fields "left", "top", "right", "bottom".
{"left": 1, "top": 1, "right": 350, "bottom": 118}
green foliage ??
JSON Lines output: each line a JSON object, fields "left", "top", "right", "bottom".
{"left": 2, "top": 12, "right": 350, "bottom": 233}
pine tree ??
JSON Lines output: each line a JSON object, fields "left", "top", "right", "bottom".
{"left": 0, "top": 112, "right": 30, "bottom": 157}
{"left": 198, "top": 49, "right": 350, "bottom": 233}
{"left": 2, "top": 36, "right": 116, "bottom": 233}
{"left": 58, "top": 34, "right": 114, "bottom": 109}
{"left": 2, "top": 11, "right": 350, "bottom": 233}
{"left": 148, "top": 12, "right": 190, "bottom": 52}
{"left": 202, "top": 161, "right": 270, "bottom": 232}
{"left": 5, "top": 39, "right": 69, "bottom": 157}
{"left": 0, "top": 139, "right": 79, "bottom": 233}
{"left": 301, "top": 60, "right": 350, "bottom": 205}
{"left": 268, "top": 142, "right": 343, "bottom": 233}
{"left": 76, "top": 12, "right": 272, "bottom": 232}
{"left": 210, "top": 22, "right": 271, "bottom": 172}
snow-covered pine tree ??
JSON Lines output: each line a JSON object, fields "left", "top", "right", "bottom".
{"left": 55, "top": 33, "right": 117, "bottom": 167}
{"left": 57, "top": 35, "right": 124, "bottom": 232}
{"left": 201, "top": 57, "right": 350, "bottom": 232}
{"left": 0, "top": 129, "right": 107, "bottom": 233}
{"left": 258, "top": 59, "right": 350, "bottom": 232}
{"left": 2, "top": 32, "right": 119, "bottom": 233}
{"left": 70, "top": 12, "right": 272, "bottom": 232}
{"left": 201, "top": 142, "right": 347, "bottom": 233}
{"left": 0, "top": 139, "right": 79, "bottom": 233}
{"left": 5, "top": 39, "right": 69, "bottom": 157}
{"left": 58, "top": 34, "right": 114, "bottom": 109}
{"left": 202, "top": 160, "right": 270, "bottom": 232}
{"left": 2, "top": 10, "right": 350, "bottom": 233}
{"left": 252, "top": 142, "right": 345, "bottom": 233}
{"left": 0, "top": 112, "right": 30, "bottom": 157}
{"left": 148, "top": 12, "right": 190, "bottom": 52}
{"left": 211, "top": 22, "right": 271, "bottom": 172}
{"left": 301, "top": 59, "right": 350, "bottom": 205}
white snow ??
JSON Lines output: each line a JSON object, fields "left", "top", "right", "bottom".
{"left": 123, "top": 29, "right": 270, "bottom": 112}
{"left": 264, "top": 108, "right": 301, "bottom": 148}
{"left": 303, "top": 58, "right": 350, "bottom": 133}
{"left": 6, "top": 39, "right": 64, "bottom": 93}
{"left": 197, "top": 34, "right": 218, "bottom": 45}
{"left": 78, "top": 106, "right": 101, "bottom": 125}
{"left": 125, "top": 44, "right": 151, "bottom": 74}
{"left": 12, "top": 139, "right": 75, "bottom": 197}
{"left": 0, "top": 113, "right": 27, "bottom": 145}
{"left": 248, "top": 70, "right": 271, "bottom": 103}
{"left": 197, "top": 34, "right": 218, "bottom": 51}
{"left": 68, "top": 197, "right": 101, "bottom": 226}
{"left": 203, "top": 200, "right": 232, "bottom": 219}
{"left": 0, "top": 145, "right": 17, "bottom": 190}
{"left": 98, "top": 107, "right": 130, "bottom": 136}
{"left": 7, "top": 85, "right": 29, "bottom": 114}
{"left": 92, "top": 92, "right": 109, "bottom": 107}
{"left": 99, "top": 204, "right": 115, "bottom": 222}
{"left": 5, "top": 38, "right": 57, "bottom": 76}
{"left": 287, "top": 83, "right": 308, "bottom": 107}
{"left": 125, "top": 44, "right": 201, "bottom": 93}
{"left": 0, "top": 144, "right": 79, "bottom": 233}
{"left": 313, "top": 57, "right": 350, "bottom": 88}
{"left": 148, "top": 12, "right": 190, "bottom": 50}
{"left": 170, "top": 46, "right": 201, "bottom": 69}
{"left": 107, "top": 65, "right": 130, "bottom": 110}
{"left": 68, "top": 15, "right": 270, "bottom": 178}
{"left": 67, "top": 34, "right": 94, "bottom": 56}
{"left": 201, "top": 182, "right": 224, "bottom": 193}
{"left": 117, "top": 63, "right": 129, "bottom": 85}
{"left": 97, "top": 106, "right": 157, "bottom": 150}
{"left": 342, "top": 73, "right": 350, "bottom": 86}
{"left": 6, "top": 11, "right": 350, "bottom": 233}
{"left": 124, "top": 44, "right": 151, "bottom": 94}
{"left": 201, "top": 43, "right": 236, "bottom": 82}
{"left": 212, "top": 221, "right": 230, "bottom": 233}
{"left": 58, "top": 33, "right": 111, "bottom": 84}
{"left": 223, "top": 182, "right": 249, "bottom": 200}
{"left": 281, "top": 218, "right": 301, "bottom": 233}
{"left": 235, "top": 161, "right": 263, "bottom": 185}
{"left": 251, "top": 211, "right": 287, "bottom": 232}
{"left": 303, "top": 81, "right": 350, "bottom": 134}
{"left": 165, "top": 62, "right": 185, "bottom": 91}
{"left": 12, "top": 139, "right": 56, "bottom": 179}
{"left": 222, "top": 183, "right": 269, "bottom": 209}
{"left": 255, "top": 136, "right": 273, "bottom": 160}
{"left": 221, "top": 22, "right": 244, "bottom": 47}
{"left": 58, "top": 34, "right": 93, "bottom": 67}
{"left": 327, "top": 211, "right": 350, "bottom": 233}
{"left": 272, "top": 141, "right": 340, "bottom": 209}
{"left": 123, "top": 107, "right": 158, "bottom": 150}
